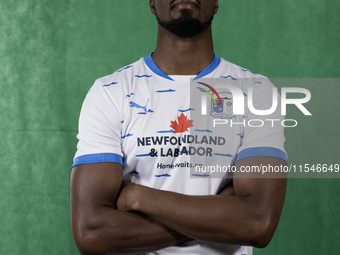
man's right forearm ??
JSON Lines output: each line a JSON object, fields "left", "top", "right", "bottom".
{"left": 73, "top": 205, "right": 189, "bottom": 255}
{"left": 71, "top": 163, "right": 189, "bottom": 255}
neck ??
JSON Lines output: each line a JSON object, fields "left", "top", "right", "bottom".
{"left": 152, "top": 25, "right": 215, "bottom": 75}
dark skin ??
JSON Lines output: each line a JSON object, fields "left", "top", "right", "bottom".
{"left": 71, "top": 0, "right": 287, "bottom": 254}
{"left": 151, "top": 0, "right": 218, "bottom": 75}
{"left": 117, "top": 157, "right": 287, "bottom": 246}
{"left": 71, "top": 163, "right": 191, "bottom": 255}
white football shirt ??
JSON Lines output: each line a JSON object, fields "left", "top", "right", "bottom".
{"left": 73, "top": 54, "right": 287, "bottom": 255}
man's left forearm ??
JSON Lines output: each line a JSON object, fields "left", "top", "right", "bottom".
{"left": 119, "top": 185, "right": 267, "bottom": 247}
{"left": 117, "top": 157, "right": 287, "bottom": 248}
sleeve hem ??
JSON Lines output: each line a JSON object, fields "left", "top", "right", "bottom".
{"left": 72, "top": 153, "right": 123, "bottom": 168}
{"left": 235, "top": 147, "right": 288, "bottom": 164}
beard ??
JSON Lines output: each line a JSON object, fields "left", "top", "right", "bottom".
{"left": 156, "top": 9, "right": 214, "bottom": 38}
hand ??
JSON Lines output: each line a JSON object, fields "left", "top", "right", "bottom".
{"left": 116, "top": 180, "right": 141, "bottom": 212}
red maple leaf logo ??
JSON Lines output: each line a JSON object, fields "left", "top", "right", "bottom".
{"left": 170, "top": 113, "right": 193, "bottom": 133}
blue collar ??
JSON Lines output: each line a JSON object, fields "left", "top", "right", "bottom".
{"left": 144, "top": 53, "right": 221, "bottom": 81}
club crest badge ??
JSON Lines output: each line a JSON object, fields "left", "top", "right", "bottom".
{"left": 210, "top": 92, "right": 235, "bottom": 119}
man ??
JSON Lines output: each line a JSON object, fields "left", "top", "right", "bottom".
{"left": 71, "top": 0, "right": 287, "bottom": 254}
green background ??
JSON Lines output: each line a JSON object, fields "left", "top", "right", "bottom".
{"left": 0, "top": 0, "right": 339, "bottom": 254}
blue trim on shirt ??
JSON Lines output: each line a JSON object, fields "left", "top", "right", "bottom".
{"left": 193, "top": 54, "right": 221, "bottom": 80}
{"left": 144, "top": 54, "right": 174, "bottom": 81}
{"left": 72, "top": 153, "right": 123, "bottom": 168}
{"left": 235, "top": 147, "right": 288, "bottom": 163}
{"left": 144, "top": 53, "right": 221, "bottom": 81}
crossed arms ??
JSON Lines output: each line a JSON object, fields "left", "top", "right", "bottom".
{"left": 70, "top": 156, "right": 287, "bottom": 255}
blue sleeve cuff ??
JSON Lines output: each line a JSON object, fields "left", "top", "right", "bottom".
{"left": 235, "top": 147, "right": 288, "bottom": 163}
{"left": 72, "top": 153, "right": 123, "bottom": 168}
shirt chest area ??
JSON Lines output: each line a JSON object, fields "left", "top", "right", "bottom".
{"left": 119, "top": 79, "right": 244, "bottom": 176}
